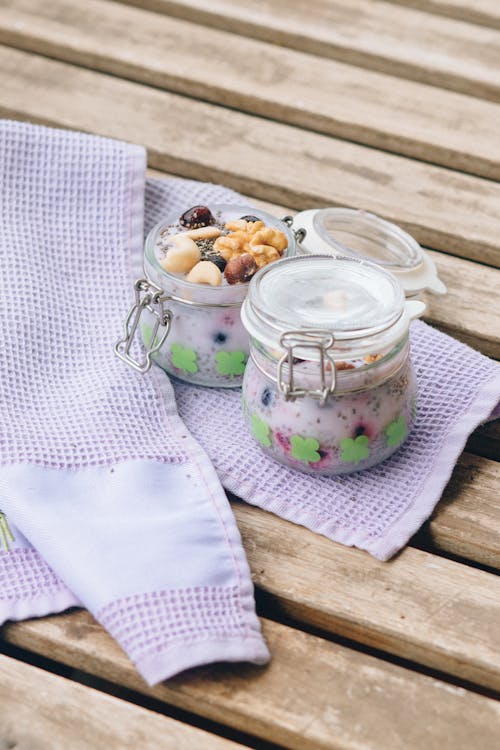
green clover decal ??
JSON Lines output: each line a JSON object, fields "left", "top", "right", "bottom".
{"left": 386, "top": 415, "right": 407, "bottom": 447}
{"left": 170, "top": 343, "right": 198, "bottom": 373}
{"left": 251, "top": 414, "right": 271, "bottom": 447}
{"left": 0, "top": 512, "right": 14, "bottom": 552}
{"left": 290, "top": 435, "right": 321, "bottom": 463}
{"left": 215, "top": 351, "right": 246, "bottom": 378}
{"left": 340, "top": 435, "right": 370, "bottom": 464}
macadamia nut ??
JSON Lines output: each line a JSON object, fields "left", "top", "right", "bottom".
{"left": 170, "top": 226, "right": 221, "bottom": 242}
{"left": 186, "top": 260, "right": 223, "bottom": 286}
{"left": 161, "top": 235, "right": 201, "bottom": 273}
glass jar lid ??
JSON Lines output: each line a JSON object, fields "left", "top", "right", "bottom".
{"left": 292, "top": 208, "right": 446, "bottom": 296}
{"left": 313, "top": 208, "right": 422, "bottom": 269}
{"left": 241, "top": 255, "right": 416, "bottom": 360}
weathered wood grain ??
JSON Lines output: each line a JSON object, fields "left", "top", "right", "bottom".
{"left": 423, "top": 250, "right": 500, "bottom": 359}
{"left": 425, "top": 453, "right": 500, "bottom": 567}
{"left": 118, "top": 0, "right": 500, "bottom": 101}
{"left": 386, "top": 0, "right": 500, "bottom": 30}
{"left": 0, "top": 653, "right": 241, "bottom": 750}
{"left": 1, "top": 46, "right": 499, "bottom": 270}
{"left": 3, "top": 0, "right": 500, "bottom": 180}
{"left": 231, "top": 497, "right": 500, "bottom": 691}
{"left": 4, "top": 614, "right": 500, "bottom": 750}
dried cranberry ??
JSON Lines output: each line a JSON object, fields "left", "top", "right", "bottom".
{"left": 240, "top": 215, "right": 261, "bottom": 223}
{"left": 179, "top": 205, "right": 215, "bottom": 229}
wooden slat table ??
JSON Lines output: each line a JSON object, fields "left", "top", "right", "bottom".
{"left": 0, "top": 1, "right": 499, "bottom": 748}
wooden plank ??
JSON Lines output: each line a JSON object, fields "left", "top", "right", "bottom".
{"left": 230, "top": 499, "right": 500, "bottom": 691}
{"left": 423, "top": 250, "right": 500, "bottom": 359}
{"left": 385, "top": 0, "right": 500, "bottom": 31}
{"left": 117, "top": 0, "right": 500, "bottom": 102}
{"left": 4, "top": 613, "right": 500, "bottom": 750}
{"left": 0, "top": 653, "right": 240, "bottom": 750}
{"left": 1, "top": 47, "right": 500, "bottom": 270}
{"left": 425, "top": 453, "right": 500, "bottom": 568}
{"left": 3, "top": 0, "right": 500, "bottom": 181}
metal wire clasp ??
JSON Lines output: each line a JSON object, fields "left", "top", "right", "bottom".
{"left": 282, "top": 215, "right": 306, "bottom": 243}
{"left": 277, "top": 330, "right": 336, "bottom": 404}
{"left": 114, "top": 278, "right": 171, "bottom": 373}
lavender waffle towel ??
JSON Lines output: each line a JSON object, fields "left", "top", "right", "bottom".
{"left": 0, "top": 121, "right": 269, "bottom": 684}
{"left": 1, "top": 123, "right": 499, "bottom": 679}
{"left": 145, "top": 180, "right": 500, "bottom": 561}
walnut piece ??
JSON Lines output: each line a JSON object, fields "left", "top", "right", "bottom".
{"left": 214, "top": 221, "right": 288, "bottom": 269}
{"left": 214, "top": 233, "right": 249, "bottom": 261}
{"left": 248, "top": 244, "right": 281, "bottom": 268}
{"left": 226, "top": 219, "right": 264, "bottom": 234}
{"left": 249, "top": 227, "right": 287, "bottom": 253}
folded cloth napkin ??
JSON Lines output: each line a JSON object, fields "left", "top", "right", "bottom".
{"left": 1, "top": 123, "right": 499, "bottom": 682}
{"left": 0, "top": 120, "right": 269, "bottom": 685}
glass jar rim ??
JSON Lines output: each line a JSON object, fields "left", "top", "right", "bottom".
{"left": 241, "top": 255, "right": 413, "bottom": 361}
{"left": 143, "top": 203, "right": 296, "bottom": 303}
{"left": 312, "top": 207, "right": 423, "bottom": 270}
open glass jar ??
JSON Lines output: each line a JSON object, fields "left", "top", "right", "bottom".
{"left": 115, "top": 205, "right": 296, "bottom": 387}
{"left": 241, "top": 255, "right": 425, "bottom": 475}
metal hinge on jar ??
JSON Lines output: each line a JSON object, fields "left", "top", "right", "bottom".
{"left": 277, "top": 330, "right": 336, "bottom": 405}
{"left": 281, "top": 215, "right": 306, "bottom": 244}
{"left": 114, "top": 278, "right": 171, "bottom": 373}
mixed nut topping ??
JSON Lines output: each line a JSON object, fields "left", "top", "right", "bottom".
{"left": 158, "top": 205, "right": 288, "bottom": 286}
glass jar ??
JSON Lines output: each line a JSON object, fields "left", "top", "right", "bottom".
{"left": 115, "top": 205, "right": 296, "bottom": 387}
{"left": 241, "top": 255, "right": 425, "bottom": 475}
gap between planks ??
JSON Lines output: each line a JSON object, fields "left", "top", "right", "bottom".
{"left": 383, "top": 0, "right": 500, "bottom": 31}
{"left": 116, "top": 0, "right": 500, "bottom": 102}
{"left": 3, "top": 613, "right": 500, "bottom": 750}
{"left": 0, "top": 46, "right": 499, "bottom": 273}
{"left": 0, "top": 653, "right": 243, "bottom": 750}
{"left": 230, "top": 498, "right": 500, "bottom": 693}
{"left": 2, "top": 0, "right": 500, "bottom": 181}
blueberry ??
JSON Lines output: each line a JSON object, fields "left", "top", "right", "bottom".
{"left": 213, "top": 332, "right": 227, "bottom": 344}
{"left": 261, "top": 387, "right": 274, "bottom": 407}
{"left": 209, "top": 254, "right": 227, "bottom": 272}
{"left": 240, "top": 214, "right": 261, "bottom": 223}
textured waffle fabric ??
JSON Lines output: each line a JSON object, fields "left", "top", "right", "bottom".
{"left": 0, "top": 121, "right": 269, "bottom": 684}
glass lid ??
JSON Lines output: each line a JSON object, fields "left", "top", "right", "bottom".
{"left": 312, "top": 208, "right": 423, "bottom": 270}
{"left": 249, "top": 255, "right": 405, "bottom": 340}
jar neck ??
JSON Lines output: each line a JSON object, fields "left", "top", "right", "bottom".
{"left": 144, "top": 257, "right": 247, "bottom": 307}
{"left": 250, "top": 334, "right": 410, "bottom": 397}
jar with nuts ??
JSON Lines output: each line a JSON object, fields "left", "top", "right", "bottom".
{"left": 115, "top": 204, "right": 295, "bottom": 386}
